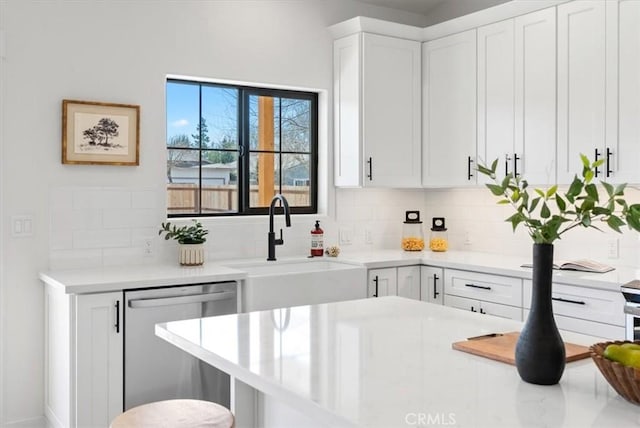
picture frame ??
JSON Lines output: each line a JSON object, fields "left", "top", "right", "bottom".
{"left": 62, "top": 99, "right": 140, "bottom": 166}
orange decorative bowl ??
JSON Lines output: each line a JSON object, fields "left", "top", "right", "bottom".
{"left": 590, "top": 341, "right": 640, "bottom": 405}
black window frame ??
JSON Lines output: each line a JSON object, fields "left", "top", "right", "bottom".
{"left": 166, "top": 79, "right": 318, "bottom": 218}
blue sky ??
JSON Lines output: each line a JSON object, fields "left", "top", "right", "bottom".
{"left": 166, "top": 81, "right": 238, "bottom": 147}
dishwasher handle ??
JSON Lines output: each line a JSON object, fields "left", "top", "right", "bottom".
{"left": 128, "top": 290, "right": 236, "bottom": 309}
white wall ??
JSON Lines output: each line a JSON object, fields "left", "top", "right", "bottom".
{"left": 0, "top": 0, "right": 432, "bottom": 424}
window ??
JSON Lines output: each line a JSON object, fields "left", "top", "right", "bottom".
{"left": 166, "top": 79, "right": 318, "bottom": 217}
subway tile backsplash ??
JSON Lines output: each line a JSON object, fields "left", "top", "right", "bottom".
{"left": 48, "top": 185, "right": 640, "bottom": 270}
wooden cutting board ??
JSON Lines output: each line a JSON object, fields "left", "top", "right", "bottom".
{"left": 452, "top": 331, "right": 591, "bottom": 365}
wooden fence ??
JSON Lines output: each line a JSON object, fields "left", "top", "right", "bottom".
{"left": 167, "top": 184, "right": 310, "bottom": 213}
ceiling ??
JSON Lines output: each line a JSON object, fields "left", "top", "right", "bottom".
{"left": 356, "top": 0, "right": 449, "bottom": 17}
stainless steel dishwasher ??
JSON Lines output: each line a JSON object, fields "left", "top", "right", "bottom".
{"left": 123, "top": 281, "right": 237, "bottom": 410}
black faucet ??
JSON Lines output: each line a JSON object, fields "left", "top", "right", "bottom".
{"left": 267, "top": 194, "right": 291, "bottom": 261}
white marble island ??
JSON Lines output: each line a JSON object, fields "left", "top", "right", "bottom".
{"left": 156, "top": 297, "right": 639, "bottom": 428}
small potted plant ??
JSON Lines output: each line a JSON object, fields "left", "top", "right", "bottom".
{"left": 158, "top": 220, "right": 209, "bottom": 266}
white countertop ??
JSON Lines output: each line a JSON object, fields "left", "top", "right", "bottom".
{"left": 156, "top": 296, "right": 639, "bottom": 428}
{"left": 39, "top": 263, "right": 247, "bottom": 294}
{"left": 39, "top": 249, "right": 639, "bottom": 294}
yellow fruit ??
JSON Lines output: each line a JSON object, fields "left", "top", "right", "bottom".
{"left": 621, "top": 342, "right": 640, "bottom": 351}
{"left": 603, "top": 344, "right": 640, "bottom": 368}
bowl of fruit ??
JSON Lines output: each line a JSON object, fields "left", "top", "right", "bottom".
{"left": 590, "top": 341, "right": 640, "bottom": 405}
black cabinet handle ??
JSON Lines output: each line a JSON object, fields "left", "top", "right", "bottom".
{"left": 480, "top": 308, "right": 486, "bottom": 315}
{"left": 433, "top": 274, "right": 440, "bottom": 299}
{"left": 467, "top": 156, "right": 474, "bottom": 180}
{"left": 552, "top": 296, "right": 585, "bottom": 305}
{"left": 465, "top": 283, "right": 492, "bottom": 290}
{"left": 114, "top": 300, "right": 120, "bottom": 333}
{"left": 606, "top": 147, "right": 613, "bottom": 177}
{"left": 505, "top": 154, "right": 511, "bottom": 176}
{"left": 367, "top": 157, "right": 373, "bottom": 181}
{"left": 470, "top": 306, "right": 477, "bottom": 312}
{"left": 594, "top": 148, "right": 601, "bottom": 177}
{"left": 513, "top": 153, "right": 520, "bottom": 177}
{"left": 373, "top": 275, "right": 379, "bottom": 298}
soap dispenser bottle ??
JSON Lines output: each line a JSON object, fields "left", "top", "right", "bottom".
{"left": 311, "top": 220, "right": 324, "bottom": 257}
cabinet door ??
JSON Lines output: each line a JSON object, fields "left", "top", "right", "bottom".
{"left": 75, "top": 292, "right": 123, "bottom": 427}
{"left": 334, "top": 34, "right": 362, "bottom": 187}
{"left": 514, "top": 7, "right": 557, "bottom": 185}
{"left": 557, "top": 1, "right": 607, "bottom": 184}
{"left": 397, "top": 266, "right": 420, "bottom": 300}
{"left": 367, "top": 268, "right": 397, "bottom": 297}
{"left": 420, "top": 266, "right": 444, "bottom": 304}
{"left": 363, "top": 33, "right": 422, "bottom": 188}
{"left": 611, "top": 0, "right": 640, "bottom": 183}
{"left": 423, "top": 29, "right": 477, "bottom": 187}
{"left": 477, "top": 19, "right": 515, "bottom": 183}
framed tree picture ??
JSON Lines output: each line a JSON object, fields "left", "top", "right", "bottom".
{"left": 62, "top": 99, "right": 140, "bottom": 165}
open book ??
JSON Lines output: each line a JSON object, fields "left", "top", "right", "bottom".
{"left": 520, "top": 259, "right": 615, "bottom": 273}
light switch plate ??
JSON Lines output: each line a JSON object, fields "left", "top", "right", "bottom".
{"left": 12, "top": 215, "right": 34, "bottom": 237}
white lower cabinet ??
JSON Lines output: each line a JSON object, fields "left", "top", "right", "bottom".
{"left": 445, "top": 294, "right": 522, "bottom": 320}
{"left": 45, "top": 284, "right": 123, "bottom": 428}
{"left": 368, "top": 266, "right": 420, "bottom": 300}
{"left": 420, "top": 266, "right": 444, "bottom": 304}
{"left": 443, "top": 269, "right": 523, "bottom": 321}
{"left": 523, "top": 279, "right": 625, "bottom": 339}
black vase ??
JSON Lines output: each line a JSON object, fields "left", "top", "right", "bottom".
{"left": 515, "top": 243, "right": 566, "bottom": 385}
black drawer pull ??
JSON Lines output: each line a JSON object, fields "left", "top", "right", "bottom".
{"left": 465, "top": 283, "right": 492, "bottom": 291}
{"left": 433, "top": 273, "right": 440, "bottom": 299}
{"left": 372, "top": 275, "right": 379, "bottom": 298}
{"left": 552, "top": 296, "right": 585, "bottom": 305}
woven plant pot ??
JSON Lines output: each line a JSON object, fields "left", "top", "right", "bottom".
{"left": 179, "top": 243, "right": 204, "bottom": 266}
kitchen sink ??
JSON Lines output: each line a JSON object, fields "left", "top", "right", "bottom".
{"left": 224, "top": 258, "right": 367, "bottom": 312}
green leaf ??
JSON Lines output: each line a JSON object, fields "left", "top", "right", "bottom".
{"left": 555, "top": 195, "right": 566, "bottom": 212}
{"left": 566, "top": 177, "right": 583, "bottom": 198}
{"left": 585, "top": 183, "right": 599, "bottom": 201}
{"left": 490, "top": 158, "right": 499, "bottom": 173}
{"left": 546, "top": 185, "right": 557, "bottom": 198}
{"left": 593, "top": 158, "right": 605, "bottom": 168}
{"left": 540, "top": 202, "right": 551, "bottom": 219}
{"left": 529, "top": 197, "right": 540, "bottom": 213}
{"left": 602, "top": 181, "right": 614, "bottom": 198}
{"left": 580, "top": 153, "right": 590, "bottom": 168}
{"left": 607, "top": 215, "right": 626, "bottom": 233}
{"left": 506, "top": 212, "right": 525, "bottom": 231}
{"left": 486, "top": 184, "right": 505, "bottom": 196}
{"left": 581, "top": 214, "right": 591, "bottom": 227}
{"left": 584, "top": 169, "right": 594, "bottom": 183}
{"left": 501, "top": 175, "right": 511, "bottom": 190}
{"left": 511, "top": 189, "right": 521, "bottom": 202}
{"left": 535, "top": 188, "right": 545, "bottom": 198}
{"left": 476, "top": 164, "right": 494, "bottom": 177}
{"left": 497, "top": 199, "right": 510, "bottom": 205}
{"left": 615, "top": 183, "right": 627, "bottom": 196}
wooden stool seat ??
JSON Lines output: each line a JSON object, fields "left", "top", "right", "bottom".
{"left": 110, "top": 399, "right": 234, "bottom": 428}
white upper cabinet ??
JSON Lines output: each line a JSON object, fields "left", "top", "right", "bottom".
{"left": 422, "top": 29, "right": 477, "bottom": 187}
{"left": 613, "top": 0, "right": 640, "bottom": 183}
{"left": 557, "top": 1, "right": 607, "bottom": 183}
{"left": 477, "top": 20, "right": 515, "bottom": 183}
{"left": 558, "top": 0, "right": 640, "bottom": 184}
{"left": 514, "top": 8, "right": 557, "bottom": 185}
{"left": 474, "top": 8, "right": 557, "bottom": 186}
{"left": 334, "top": 32, "right": 421, "bottom": 188}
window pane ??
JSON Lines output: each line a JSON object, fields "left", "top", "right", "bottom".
{"left": 249, "top": 95, "right": 280, "bottom": 152}
{"left": 281, "top": 98, "right": 311, "bottom": 153}
{"left": 167, "top": 82, "right": 199, "bottom": 148}
{"left": 249, "top": 152, "right": 280, "bottom": 208}
{"left": 202, "top": 86, "right": 239, "bottom": 150}
{"left": 167, "top": 149, "right": 201, "bottom": 215}
{"left": 282, "top": 154, "right": 310, "bottom": 207}
{"left": 202, "top": 152, "right": 238, "bottom": 214}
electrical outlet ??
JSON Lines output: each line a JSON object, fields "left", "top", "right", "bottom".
{"left": 339, "top": 228, "right": 352, "bottom": 245}
{"left": 607, "top": 238, "right": 619, "bottom": 259}
{"left": 365, "top": 228, "right": 373, "bottom": 244}
{"left": 464, "top": 231, "right": 472, "bottom": 246}
{"left": 144, "top": 238, "right": 153, "bottom": 257}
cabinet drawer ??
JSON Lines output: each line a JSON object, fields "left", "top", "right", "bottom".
{"left": 444, "top": 269, "right": 522, "bottom": 306}
{"left": 524, "top": 309, "right": 625, "bottom": 340}
{"left": 523, "top": 280, "right": 625, "bottom": 327}
{"left": 445, "top": 295, "right": 522, "bottom": 321}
